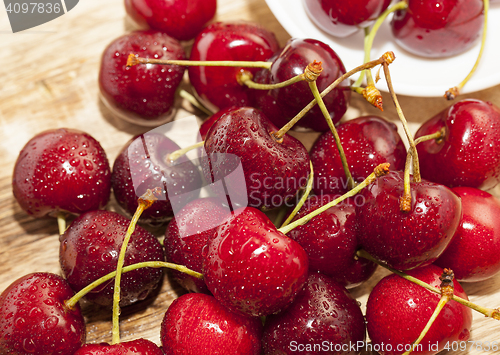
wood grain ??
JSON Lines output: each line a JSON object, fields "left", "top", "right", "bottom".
{"left": 1, "top": 0, "right": 500, "bottom": 352}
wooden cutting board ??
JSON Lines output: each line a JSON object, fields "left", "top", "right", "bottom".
{"left": 1, "top": 0, "right": 499, "bottom": 353}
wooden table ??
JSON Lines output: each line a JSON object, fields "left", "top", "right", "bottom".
{"left": 1, "top": 0, "right": 499, "bottom": 353}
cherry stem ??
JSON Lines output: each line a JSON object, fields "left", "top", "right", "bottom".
{"left": 278, "top": 163, "right": 390, "bottom": 235}
{"left": 57, "top": 212, "right": 66, "bottom": 235}
{"left": 273, "top": 53, "right": 394, "bottom": 141}
{"left": 352, "top": 83, "right": 384, "bottom": 111}
{"left": 167, "top": 141, "right": 205, "bottom": 162}
{"left": 357, "top": 249, "right": 500, "bottom": 320}
{"left": 445, "top": 0, "right": 489, "bottom": 100}
{"left": 179, "top": 89, "right": 213, "bottom": 116}
{"left": 127, "top": 54, "right": 272, "bottom": 69}
{"left": 111, "top": 188, "right": 162, "bottom": 345}
{"left": 239, "top": 70, "right": 305, "bottom": 90}
{"left": 64, "top": 260, "right": 203, "bottom": 310}
{"left": 308, "top": 79, "right": 355, "bottom": 190}
{"left": 280, "top": 161, "right": 314, "bottom": 228}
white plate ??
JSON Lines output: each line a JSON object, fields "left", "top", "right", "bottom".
{"left": 265, "top": 0, "right": 500, "bottom": 97}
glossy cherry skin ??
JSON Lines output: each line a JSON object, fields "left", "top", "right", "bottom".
{"left": 188, "top": 22, "right": 280, "bottom": 112}
{"left": 311, "top": 115, "right": 407, "bottom": 196}
{"left": 415, "top": 99, "right": 500, "bottom": 190}
{"left": 203, "top": 107, "right": 310, "bottom": 210}
{"left": 12, "top": 128, "right": 111, "bottom": 218}
{"left": 199, "top": 106, "right": 239, "bottom": 141}
{"left": 366, "top": 265, "right": 472, "bottom": 355}
{"left": 262, "top": 273, "right": 366, "bottom": 355}
{"left": 356, "top": 171, "right": 462, "bottom": 270}
{"left": 59, "top": 210, "right": 165, "bottom": 308}
{"left": 74, "top": 339, "right": 163, "bottom": 355}
{"left": 125, "top": 0, "right": 217, "bottom": 41}
{"left": 160, "top": 293, "right": 263, "bottom": 355}
{"left": 0, "top": 273, "right": 86, "bottom": 355}
{"left": 99, "top": 30, "right": 185, "bottom": 125}
{"left": 164, "top": 197, "right": 231, "bottom": 293}
{"left": 304, "top": 0, "right": 392, "bottom": 37}
{"left": 391, "top": 0, "right": 484, "bottom": 58}
{"left": 286, "top": 195, "right": 377, "bottom": 288}
{"left": 252, "top": 38, "right": 350, "bottom": 132}
{"left": 202, "top": 207, "right": 309, "bottom": 317}
{"left": 112, "top": 132, "right": 202, "bottom": 225}
{"left": 434, "top": 187, "right": 500, "bottom": 282}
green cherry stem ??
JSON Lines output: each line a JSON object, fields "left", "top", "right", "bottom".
{"left": 179, "top": 89, "right": 214, "bottom": 116}
{"left": 278, "top": 163, "right": 390, "bottom": 235}
{"left": 57, "top": 212, "right": 67, "bottom": 235}
{"left": 167, "top": 141, "right": 205, "bottom": 162}
{"left": 238, "top": 70, "right": 307, "bottom": 90}
{"left": 357, "top": 249, "right": 500, "bottom": 320}
{"left": 280, "top": 161, "right": 314, "bottom": 228}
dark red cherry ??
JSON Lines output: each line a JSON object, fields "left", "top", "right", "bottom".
{"left": 12, "top": 128, "right": 111, "bottom": 218}
{"left": 59, "top": 210, "right": 165, "bottom": 307}
{"left": 202, "top": 107, "right": 310, "bottom": 210}
{"left": 99, "top": 30, "right": 185, "bottom": 126}
{"left": 304, "top": 0, "right": 392, "bottom": 37}
{"left": 202, "top": 207, "right": 309, "bottom": 317}
{"left": 415, "top": 99, "right": 500, "bottom": 190}
{"left": 124, "top": 0, "right": 217, "bottom": 41}
{"left": 0, "top": 272, "right": 86, "bottom": 355}
{"left": 199, "top": 106, "right": 238, "bottom": 141}
{"left": 310, "top": 115, "right": 407, "bottom": 196}
{"left": 434, "top": 187, "right": 500, "bottom": 282}
{"left": 74, "top": 338, "right": 163, "bottom": 355}
{"left": 160, "top": 293, "right": 263, "bottom": 355}
{"left": 252, "top": 38, "right": 350, "bottom": 132}
{"left": 188, "top": 22, "right": 280, "bottom": 112}
{"left": 366, "top": 265, "right": 472, "bottom": 355}
{"left": 391, "top": 0, "right": 484, "bottom": 58}
{"left": 112, "top": 132, "right": 202, "bottom": 225}
{"left": 164, "top": 197, "right": 231, "bottom": 293}
{"left": 262, "top": 273, "right": 366, "bottom": 355}
{"left": 286, "top": 195, "right": 377, "bottom": 288}
{"left": 356, "top": 171, "right": 462, "bottom": 270}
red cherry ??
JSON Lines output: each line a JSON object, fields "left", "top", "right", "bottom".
{"left": 98, "top": 30, "right": 185, "bottom": 125}
{"left": 202, "top": 207, "right": 309, "bottom": 317}
{"left": 0, "top": 273, "right": 86, "bottom": 355}
{"left": 391, "top": 0, "right": 484, "bottom": 58}
{"left": 12, "top": 128, "right": 111, "bottom": 218}
{"left": 188, "top": 22, "right": 280, "bottom": 112}
{"left": 74, "top": 338, "right": 163, "bottom": 355}
{"left": 366, "top": 265, "right": 473, "bottom": 355}
{"left": 124, "top": 0, "right": 216, "bottom": 41}
{"left": 160, "top": 293, "right": 263, "bottom": 355}
{"left": 199, "top": 106, "right": 238, "bottom": 141}
{"left": 415, "top": 99, "right": 500, "bottom": 190}
{"left": 59, "top": 210, "right": 165, "bottom": 307}
{"left": 304, "top": 0, "right": 392, "bottom": 37}
{"left": 356, "top": 171, "right": 462, "bottom": 270}
{"left": 262, "top": 273, "right": 366, "bottom": 354}
{"left": 252, "top": 38, "right": 350, "bottom": 132}
{"left": 310, "top": 115, "right": 407, "bottom": 196}
{"left": 434, "top": 187, "right": 500, "bottom": 282}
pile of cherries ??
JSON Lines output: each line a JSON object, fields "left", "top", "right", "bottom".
{"left": 2, "top": 0, "right": 500, "bottom": 354}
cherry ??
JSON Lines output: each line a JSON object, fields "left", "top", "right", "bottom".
{"left": 199, "top": 106, "right": 238, "bottom": 141}
{"left": 262, "top": 273, "right": 366, "bottom": 354}
{"left": 203, "top": 106, "right": 310, "bottom": 210}
{"left": 310, "top": 115, "right": 407, "bottom": 196}
{"left": 74, "top": 339, "right": 163, "bottom": 355}
{"left": 366, "top": 265, "right": 472, "bottom": 355}
{"left": 112, "top": 131, "right": 202, "bottom": 225}
{"left": 160, "top": 293, "right": 263, "bottom": 355}
{"left": 202, "top": 207, "right": 309, "bottom": 317}
{"left": 188, "top": 21, "right": 280, "bottom": 112}
{"left": 391, "top": 0, "right": 484, "bottom": 58}
{"left": 434, "top": 187, "right": 500, "bottom": 282}
{"left": 98, "top": 30, "right": 185, "bottom": 126}
{"left": 124, "top": 0, "right": 217, "bottom": 41}
{"left": 252, "top": 38, "right": 350, "bottom": 132}
{"left": 356, "top": 170, "right": 462, "bottom": 270}
{"left": 285, "top": 194, "right": 377, "bottom": 288}
{"left": 303, "top": 0, "right": 392, "bottom": 37}
{"left": 164, "top": 197, "right": 232, "bottom": 293}
{"left": 12, "top": 128, "right": 111, "bottom": 219}
{"left": 59, "top": 210, "right": 165, "bottom": 308}
{"left": 0, "top": 272, "right": 86, "bottom": 355}
{"left": 415, "top": 98, "right": 500, "bottom": 190}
